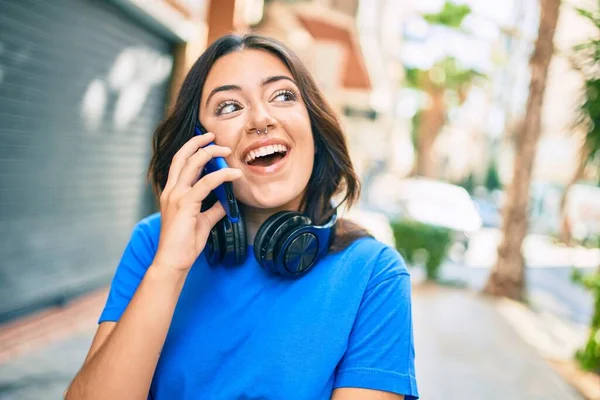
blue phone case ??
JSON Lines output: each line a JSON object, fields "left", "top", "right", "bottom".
{"left": 194, "top": 124, "right": 240, "bottom": 223}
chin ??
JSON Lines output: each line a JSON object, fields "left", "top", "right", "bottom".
{"left": 238, "top": 185, "right": 305, "bottom": 211}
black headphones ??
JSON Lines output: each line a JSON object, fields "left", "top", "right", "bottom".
{"left": 205, "top": 205, "right": 338, "bottom": 278}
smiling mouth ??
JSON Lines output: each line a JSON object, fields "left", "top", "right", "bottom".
{"left": 244, "top": 144, "right": 289, "bottom": 167}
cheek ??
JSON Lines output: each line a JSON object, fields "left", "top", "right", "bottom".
{"left": 214, "top": 123, "right": 242, "bottom": 146}
{"left": 207, "top": 121, "right": 245, "bottom": 163}
{"left": 278, "top": 108, "right": 312, "bottom": 143}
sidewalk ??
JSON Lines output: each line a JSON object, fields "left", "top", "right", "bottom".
{"left": 0, "top": 284, "right": 593, "bottom": 399}
{"left": 412, "top": 283, "right": 586, "bottom": 400}
{"left": 0, "top": 291, "right": 105, "bottom": 400}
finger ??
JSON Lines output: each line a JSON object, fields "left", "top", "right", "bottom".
{"left": 175, "top": 145, "right": 234, "bottom": 190}
{"left": 200, "top": 200, "right": 226, "bottom": 229}
{"left": 163, "top": 132, "right": 215, "bottom": 193}
{"left": 185, "top": 168, "right": 243, "bottom": 206}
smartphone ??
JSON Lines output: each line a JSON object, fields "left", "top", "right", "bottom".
{"left": 194, "top": 123, "right": 240, "bottom": 223}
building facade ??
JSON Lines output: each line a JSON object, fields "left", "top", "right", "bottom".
{"left": 0, "top": 0, "right": 249, "bottom": 322}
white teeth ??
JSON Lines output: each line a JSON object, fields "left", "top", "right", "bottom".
{"left": 244, "top": 144, "right": 289, "bottom": 163}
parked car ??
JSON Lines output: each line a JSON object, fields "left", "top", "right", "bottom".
{"left": 367, "top": 175, "right": 483, "bottom": 258}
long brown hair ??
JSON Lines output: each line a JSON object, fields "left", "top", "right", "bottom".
{"left": 148, "top": 34, "right": 370, "bottom": 252}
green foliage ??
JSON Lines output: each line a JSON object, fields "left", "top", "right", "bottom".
{"left": 571, "top": 268, "right": 600, "bottom": 373}
{"left": 390, "top": 220, "right": 453, "bottom": 281}
{"left": 571, "top": 3, "right": 600, "bottom": 372}
{"left": 423, "top": 2, "right": 472, "bottom": 28}
{"left": 404, "top": 67, "right": 422, "bottom": 88}
{"left": 485, "top": 161, "right": 503, "bottom": 192}
{"left": 411, "top": 110, "right": 421, "bottom": 148}
{"left": 434, "top": 57, "right": 485, "bottom": 90}
{"left": 573, "top": 6, "right": 600, "bottom": 63}
{"left": 403, "top": 1, "right": 482, "bottom": 95}
{"left": 404, "top": 58, "right": 485, "bottom": 92}
{"left": 581, "top": 78, "right": 600, "bottom": 164}
{"left": 572, "top": 2, "right": 600, "bottom": 175}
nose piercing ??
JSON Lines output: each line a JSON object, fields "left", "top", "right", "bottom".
{"left": 255, "top": 126, "right": 268, "bottom": 135}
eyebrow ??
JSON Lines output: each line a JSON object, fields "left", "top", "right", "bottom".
{"left": 204, "top": 75, "right": 297, "bottom": 107}
{"left": 262, "top": 75, "right": 296, "bottom": 86}
{"left": 205, "top": 84, "right": 241, "bottom": 107}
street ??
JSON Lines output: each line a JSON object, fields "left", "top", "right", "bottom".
{"left": 445, "top": 228, "right": 598, "bottom": 326}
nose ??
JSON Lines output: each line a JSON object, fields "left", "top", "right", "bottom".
{"left": 245, "top": 102, "right": 276, "bottom": 135}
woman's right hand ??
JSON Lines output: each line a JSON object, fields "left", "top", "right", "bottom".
{"left": 153, "top": 132, "right": 243, "bottom": 273}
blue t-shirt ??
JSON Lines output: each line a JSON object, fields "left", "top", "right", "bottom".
{"left": 99, "top": 213, "right": 419, "bottom": 399}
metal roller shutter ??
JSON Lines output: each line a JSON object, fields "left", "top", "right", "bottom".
{"left": 0, "top": 0, "right": 174, "bottom": 321}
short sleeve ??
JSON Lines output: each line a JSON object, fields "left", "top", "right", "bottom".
{"left": 98, "top": 217, "right": 158, "bottom": 323}
{"left": 334, "top": 246, "right": 419, "bottom": 399}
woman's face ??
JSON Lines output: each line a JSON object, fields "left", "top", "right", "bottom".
{"left": 199, "top": 49, "right": 314, "bottom": 211}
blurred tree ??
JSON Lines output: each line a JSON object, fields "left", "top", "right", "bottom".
{"left": 567, "top": 0, "right": 600, "bottom": 374}
{"left": 483, "top": 0, "right": 561, "bottom": 301}
{"left": 405, "top": 3, "right": 485, "bottom": 178}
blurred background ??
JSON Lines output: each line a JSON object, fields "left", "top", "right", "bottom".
{"left": 0, "top": 0, "right": 599, "bottom": 399}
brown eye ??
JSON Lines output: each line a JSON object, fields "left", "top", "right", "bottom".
{"left": 215, "top": 101, "right": 242, "bottom": 116}
{"left": 271, "top": 89, "right": 297, "bottom": 103}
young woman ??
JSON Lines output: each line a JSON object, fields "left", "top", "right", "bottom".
{"left": 66, "top": 34, "right": 418, "bottom": 400}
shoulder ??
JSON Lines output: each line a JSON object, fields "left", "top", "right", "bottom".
{"left": 132, "top": 212, "right": 161, "bottom": 241}
{"left": 109, "top": 212, "right": 163, "bottom": 279}
{"left": 124, "top": 212, "right": 162, "bottom": 257}
{"left": 98, "top": 213, "right": 163, "bottom": 323}
{"left": 335, "top": 237, "right": 410, "bottom": 292}
{"left": 135, "top": 211, "right": 162, "bottom": 234}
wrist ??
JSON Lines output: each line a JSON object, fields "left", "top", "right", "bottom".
{"left": 147, "top": 262, "right": 189, "bottom": 287}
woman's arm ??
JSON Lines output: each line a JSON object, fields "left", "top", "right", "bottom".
{"left": 65, "top": 132, "right": 241, "bottom": 399}
{"left": 65, "top": 264, "right": 187, "bottom": 400}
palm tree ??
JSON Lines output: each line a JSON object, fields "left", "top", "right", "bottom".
{"left": 568, "top": 0, "right": 600, "bottom": 374}
{"left": 404, "top": 2, "right": 484, "bottom": 178}
{"left": 483, "top": 0, "right": 562, "bottom": 301}
{"left": 559, "top": 4, "right": 600, "bottom": 244}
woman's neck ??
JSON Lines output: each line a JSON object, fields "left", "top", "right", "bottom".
{"left": 242, "top": 198, "right": 303, "bottom": 244}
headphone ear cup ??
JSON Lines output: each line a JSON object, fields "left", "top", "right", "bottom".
{"left": 219, "top": 216, "right": 247, "bottom": 265}
{"left": 232, "top": 214, "right": 247, "bottom": 264}
{"left": 253, "top": 211, "right": 295, "bottom": 263}
{"left": 254, "top": 211, "right": 310, "bottom": 274}
{"left": 206, "top": 221, "right": 224, "bottom": 265}
{"left": 205, "top": 215, "right": 247, "bottom": 266}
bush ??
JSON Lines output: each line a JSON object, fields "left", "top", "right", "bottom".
{"left": 485, "top": 161, "right": 502, "bottom": 192}
{"left": 572, "top": 269, "right": 600, "bottom": 374}
{"left": 390, "top": 220, "right": 453, "bottom": 280}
